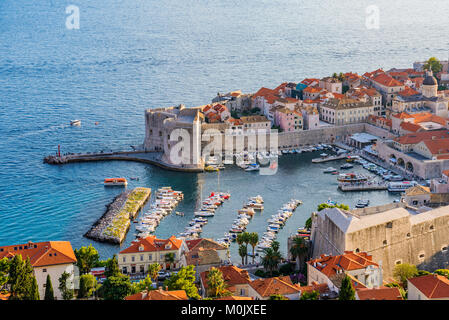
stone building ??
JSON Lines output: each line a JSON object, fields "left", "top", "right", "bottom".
{"left": 319, "top": 98, "right": 375, "bottom": 125}
{"left": 310, "top": 203, "right": 449, "bottom": 279}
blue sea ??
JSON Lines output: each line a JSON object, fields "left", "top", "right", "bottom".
{"left": 1, "top": 0, "right": 449, "bottom": 261}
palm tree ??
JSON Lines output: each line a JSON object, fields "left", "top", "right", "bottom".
{"left": 165, "top": 253, "right": 175, "bottom": 270}
{"left": 238, "top": 245, "right": 247, "bottom": 266}
{"left": 148, "top": 263, "right": 161, "bottom": 285}
{"left": 289, "top": 236, "right": 308, "bottom": 272}
{"left": 242, "top": 232, "right": 251, "bottom": 265}
{"left": 261, "top": 242, "right": 282, "bottom": 277}
{"left": 206, "top": 267, "right": 228, "bottom": 298}
{"left": 249, "top": 232, "right": 259, "bottom": 264}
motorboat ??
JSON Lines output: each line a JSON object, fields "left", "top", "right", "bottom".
{"left": 337, "top": 173, "right": 368, "bottom": 183}
{"left": 104, "top": 178, "right": 128, "bottom": 187}
{"left": 340, "top": 163, "right": 354, "bottom": 170}
{"left": 388, "top": 181, "right": 417, "bottom": 192}
{"left": 70, "top": 119, "right": 81, "bottom": 126}
{"left": 245, "top": 163, "right": 260, "bottom": 171}
{"left": 323, "top": 167, "right": 337, "bottom": 173}
{"left": 355, "top": 199, "right": 370, "bottom": 208}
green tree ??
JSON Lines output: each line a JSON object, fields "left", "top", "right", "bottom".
{"left": 269, "top": 294, "right": 288, "bottom": 300}
{"left": 434, "top": 269, "right": 449, "bottom": 279}
{"left": 148, "top": 263, "right": 162, "bottom": 284}
{"left": 305, "top": 216, "right": 312, "bottom": 230}
{"left": 206, "top": 267, "right": 229, "bottom": 298}
{"left": 0, "top": 257, "right": 10, "bottom": 291}
{"left": 393, "top": 263, "right": 418, "bottom": 288}
{"left": 78, "top": 274, "right": 98, "bottom": 299}
{"left": 261, "top": 241, "right": 282, "bottom": 277}
{"left": 165, "top": 253, "right": 175, "bottom": 269}
{"left": 317, "top": 203, "right": 349, "bottom": 211}
{"left": 424, "top": 57, "right": 443, "bottom": 75}
{"left": 104, "top": 254, "right": 121, "bottom": 278}
{"left": 300, "top": 290, "right": 319, "bottom": 300}
{"left": 249, "top": 232, "right": 259, "bottom": 264}
{"left": 385, "top": 282, "right": 407, "bottom": 300}
{"left": 238, "top": 245, "right": 247, "bottom": 266}
{"left": 338, "top": 275, "right": 355, "bottom": 300}
{"left": 132, "top": 274, "right": 153, "bottom": 293}
{"left": 164, "top": 265, "right": 200, "bottom": 299}
{"left": 102, "top": 275, "right": 133, "bottom": 300}
{"left": 28, "top": 276, "right": 40, "bottom": 300}
{"left": 74, "top": 244, "right": 100, "bottom": 275}
{"left": 8, "top": 255, "right": 36, "bottom": 300}
{"left": 44, "top": 274, "right": 55, "bottom": 300}
{"left": 289, "top": 236, "right": 308, "bottom": 271}
{"left": 58, "top": 271, "right": 74, "bottom": 300}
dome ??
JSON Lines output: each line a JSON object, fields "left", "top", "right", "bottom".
{"left": 423, "top": 71, "right": 437, "bottom": 86}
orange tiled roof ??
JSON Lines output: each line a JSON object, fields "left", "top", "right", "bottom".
{"left": 372, "top": 73, "right": 403, "bottom": 87}
{"left": 125, "top": 289, "right": 188, "bottom": 300}
{"left": 215, "top": 295, "right": 253, "bottom": 300}
{"left": 394, "top": 130, "right": 449, "bottom": 145}
{"left": 253, "top": 87, "right": 276, "bottom": 99}
{"left": 412, "top": 113, "right": 447, "bottom": 126}
{"left": 398, "top": 86, "right": 420, "bottom": 97}
{"left": 249, "top": 276, "right": 301, "bottom": 298}
{"left": 0, "top": 241, "right": 76, "bottom": 267}
{"left": 356, "top": 287, "right": 403, "bottom": 300}
{"left": 119, "top": 235, "right": 183, "bottom": 254}
{"left": 442, "top": 169, "right": 449, "bottom": 176}
{"left": 307, "top": 251, "right": 378, "bottom": 278}
{"left": 392, "top": 112, "right": 413, "bottom": 119}
{"left": 303, "top": 86, "right": 322, "bottom": 94}
{"left": 422, "top": 139, "right": 449, "bottom": 155}
{"left": 299, "top": 282, "right": 329, "bottom": 295}
{"left": 201, "top": 265, "right": 251, "bottom": 292}
{"left": 408, "top": 274, "right": 449, "bottom": 299}
{"left": 301, "top": 78, "right": 320, "bottom": 86}
{"left": 400, "top": 121, "right": 422, "bottom": 133}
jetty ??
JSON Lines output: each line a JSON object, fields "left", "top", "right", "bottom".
{"left": 312, "top": 154, "right": 349, "bottom": 163}
{"left": 338, "top": 182, "right": 387, "bottom": 192}
{"left": 44, "top": 151, "right": 204, "bottom": 173}
{"left": 85, "top": 187, "right": 151, "bottom": 244}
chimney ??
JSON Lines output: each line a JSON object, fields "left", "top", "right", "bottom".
{"left": 159, "top": 286, "right": 163, "bottom": 292}
{"left": 165, "top": 286, "right": 168, "bottom": 291}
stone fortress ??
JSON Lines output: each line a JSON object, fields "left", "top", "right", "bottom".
{"left": 310, "top": 203, "right": 449, "bottom": 279}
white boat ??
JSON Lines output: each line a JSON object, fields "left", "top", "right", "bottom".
{"left": 320, "top": 153, "right": 328, "bottom": 157}
{"left": 388, "top": 181, "right": 417, "bottom": 192}
{"left": 323, "top": 167, "right": 337, "bottom": 173}
{"left": 194, "top": 211, "right": 215, "bottom": 217}
{"left": 70, "top": 119, "right": 81, "bottom": 126}
{"left": 355, "top": 199, "right": 370, "bottom": 208}
{"left": 245, "top": 163, "right": 260, "bottom": 171}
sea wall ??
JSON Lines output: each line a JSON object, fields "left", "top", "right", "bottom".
{"left": 85, "top": 187, "right": 151, "bottom": 244}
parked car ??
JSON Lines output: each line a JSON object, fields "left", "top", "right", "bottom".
{"left": 157, "top": 271, "right": 170, "bottom": 280}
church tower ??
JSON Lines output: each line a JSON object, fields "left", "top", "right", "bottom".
{"left": 422, "top": 69, "right": 438, "bottom": 98}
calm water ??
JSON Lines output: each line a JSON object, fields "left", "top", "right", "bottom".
{"left": 1, "top": 0, "right": 449, "bottom": 261}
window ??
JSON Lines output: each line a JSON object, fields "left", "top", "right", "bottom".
{"left": 123, "top": 257, "right": 126, "bottom": 262}
{"left": 355, "top": 248, "right": 360, "bottom": 253}
{"left": 419, "top": 253, "right": 425, "bottom": 260}
{"left": 383, "top": 240, "right": 388, "bottom": 246}
{"left": 43, "top": 268, "right": 47, "bottom": 273}
{"left": 442, "top": 246, "right": 448, "bottom": 252}
{"left": 140, "top": 255, "right": 144, "bottom": 261}
{"left": 148, "top": 254, "right": 152, "bottom": 261}
{"left": 395, "top": 260, "right": 402, "bottom": 265}
{"left": 430, "top": 225, "right": 434, "bottom": 230}
{"left": 131, "top": 256, "right": 135, "bottom": 262}
{"left": 386, "top": 222, "right": 392, "bottom": 228}
{"left": 407, "top": 233, "right": 411, "bottom": 238}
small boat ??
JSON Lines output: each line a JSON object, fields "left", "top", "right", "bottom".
{"left": 70, "top": 119, "right": 81, "bottom": 126}
{"left": 340, "top": 163, "right": 354, "bottom": 170}
{"left": 244, "top": 163, "right": 260, "bottom": 171}
{"left": 337, "top": 173, "right": 368, "bottom": 183}
{"left": 320, "top": 153, "right": 328, "bottom": 157}
{"left": 323, "top": 167, "right": 337, "bottom": 173}
{"left": 175, "top": 211, "right": 184, "bottom": 216}
{"left": 130, "top": 177, "right": 140, "bottom": 181}
{"left": 355, "top": 199, "right": 370, "bottom": 208}
{"left": 205, "top": 165, "right": 219, "bottom": 172}
{"left": 104, "top": 178, "right": 128, "bottom": 186}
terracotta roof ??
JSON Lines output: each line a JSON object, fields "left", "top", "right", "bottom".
{"left": 307, "top": 251, "right": 378, "bottom": 278}
{"left": 125, "top": 289, "right": 188, "bottom": 300}
{"left": 240, "top": 115, "right": 270, "bottom": 124}
{"left": 0, "top": 292, "right": 11, "bottom": 300}
{"left": 363, "top": 69, "right": 385, "bottom": 79}
{"left": 422, "top": 138, "right": 449, "bottom": 155}
{"left": 119, "top": 235, "right": 183, "bottom": 254}
{"left": 400, "top": 121, "right": 422, "bottom": 133}
{"left": 398, "top": 86, "right": 420, "bottom": 97}
{"left": 0, "top": 241, "right": 76, "bottom": 267}
{"left": 299, "top": 283, "right": 329, "bottom": 295}
{"left": 442, "top": 169, "right": 449, "bottom": 177}
{"left": 301, "top": 78, "right": 320, "bottom": 86}
{"left": 185, "top": 248, "right": 221, "bottom": 266}
{"left": 405, "top": 185, "right": 431, "bottom": 196}
{"left": 372, "top": 73, "right": 403, "bottom": 87}
{"left": 392, "top": 112, "right": 413, "bottom": 119}
{"left": 356, "top": 287, "right": 403, "bottom": 300}
{"left": 303, "top": 86, "right": 323, "bottom": 94}
{"left": 408, "top": 274, "right": 449, "bottom": 299}
{"left": 412, "top": 113, "right": 447, "bottom": 126}
{"left": 394, "top": 130, "right": 449, "bottom": 145}
{"left": 201, "top": 265, "right": 251, "bottom": 292}
{"left": 249, "top": 276, "right": 301, "bottom": 298}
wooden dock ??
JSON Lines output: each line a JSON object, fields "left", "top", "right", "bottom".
{"left": 338, "top": 183, "right": 387, "bottom": 192}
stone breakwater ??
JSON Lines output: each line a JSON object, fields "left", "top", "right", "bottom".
{"left": 85, "top": 187, "right": 151, "bottom": 244}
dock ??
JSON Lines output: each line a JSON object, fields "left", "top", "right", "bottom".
{"left": 338, "top": 183, "right": 387, "bottom": 192}
{"left": 85, "top": 187, "right": 151, "bottom": 244}
{"left": 312, "top": 154, "right": 349, "bottom": 163}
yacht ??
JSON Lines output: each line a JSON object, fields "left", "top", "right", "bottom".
{"left": 337, "top": 173, "right": 368, "bottom": 183}
{"left": 244, "top": 163, "right": 260, "bottom": 171}
{"left": 70, "top": 119, "right": 81, "bottom": 126}
{"left": 340, "top": 163, "right": 354, "bottom": 170}
{"left": 355, "top": 199, "right": 370, "bottom": 208}
{"left": 323, "top": 167, "right": 337, "bottom": 173}
{"left": 388, "top": 181, "right": 417, "bottom": 192}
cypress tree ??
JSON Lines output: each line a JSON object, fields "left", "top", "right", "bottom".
{"left": 44, "top": 274, "right": 55, "bottom": 300}
{"left": 339, "top": 275, "right": 355, "bottom": 300}
{"left": 29, "top": 276, "right": 40, "bottom": 300}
